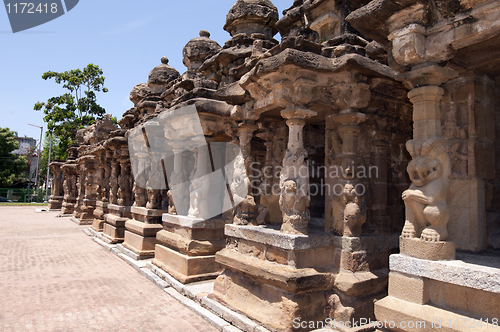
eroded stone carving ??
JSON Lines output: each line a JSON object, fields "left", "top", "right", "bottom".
{"left": 442, "top": 104, "right": 468, "bottom": 177}
{"left": 402, "top": 138, "right": 451, "bottom": 241}
{"left": 279, "top": 149, "right": 310, "bottom": 234}
{"left": 342, "top": 183, "right": 367, "bottom": 237}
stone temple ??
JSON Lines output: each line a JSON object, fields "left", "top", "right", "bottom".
{"left": 55, "top": 0, "right": 500, "bottom": 330}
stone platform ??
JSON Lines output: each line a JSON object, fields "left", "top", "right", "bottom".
{"left": 48, "top": 195, "right": 63, "bottom": 210}
{"left": 70, "top": 217, "right": 93, "bottom": 226}
{"left": 376, "top": 253, "right": 500, "bottom": 331}
{"left": 91, "top": 201, "right": 108, "bottom": 232}
{"left": 122, "top": 207, "right": 165, "bottom": 259}
{"left": 102, "top": 204, "right": 131, "bottom": 244}
{"left": 152, "top": 214, "right": 226, "bottom": 284}
{"left": 211, "top": 224, "right": 336, "bottom": 331}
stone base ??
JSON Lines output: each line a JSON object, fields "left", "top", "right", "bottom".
{"left": 375, "top": 253, "right": 500, "bottom": 331}
{"left": 153, "top": 214, "right": 227, "bottom": 284}
{"left": 212, "top": 224, "right": 337, "bottom": 331}
{"left": 121, "top": 215, "right": 164, "bottom": 260}
{"left": 102, "top": 208, "right": 130, "bottom": 243}
{"left": 61, "top": 203, "right": 75, "bottom": 215}
{"left": 116, "top": 243, "right": 150, "bottom": 261}
{"left": 48, "top": 196, "right": 63, "bottom": 210}
{"left": 399, "top": 237, "right": 456, "bottom": 260}
{"left": 70, "top": 217, "right": 93, "bottom": 226}
{"left": 152, "top": 244, "right": 222, "bottom": 283}
{"left": 211, "top": 268, "right": 327, "bottom": 332}
{"left": 103, "top": 222, "right": 125, "bottom": 243}
{"left": 122, "top": 230, "right": 159, "bottom": 259}
{"left": 91, "top": 218, "right": 105, "bottom": 232}
{"left": 376, "top": 296, "right": 497, "bottom": 332}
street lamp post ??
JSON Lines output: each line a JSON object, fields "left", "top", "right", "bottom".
{"left": 28, "top": 124, "right": 43, "bottom": 202}
{"left": 45, "top": 130, "right": 53, "bottom": 202}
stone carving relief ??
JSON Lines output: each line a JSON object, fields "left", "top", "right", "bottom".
{"left": 279, "top": 148, "right": 310, "bottom": 234}
{"left": 339, "top": 183, "right": 367, "bottom": 237}
{"left": 442, "top": 104, "right": 468, "bottom": 178}
{"left": 232, "top": 154, "right": 257, "bottom": 225}
{"left": 402, "top": 137, "right": 451, "bottom": 241}
{"left": 109, "top": 163, "right": 119, "bottom": 205}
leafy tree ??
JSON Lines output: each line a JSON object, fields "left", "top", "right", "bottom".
{"left": 0, "top": 128, "right": 28, "bottom": 187}
{"left": 34, "top": 64, "right": 109, "bottom": 157}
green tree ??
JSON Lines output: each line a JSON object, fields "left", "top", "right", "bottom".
{"left": 34, "top": 64, "right": 109, "bottom": 157}
{"left": 0, "top": 128, "right": 28, "bottom": 187}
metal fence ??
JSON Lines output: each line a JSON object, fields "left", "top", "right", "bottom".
{"left": 0, "top": 188, "right": 44, "bottom": 202}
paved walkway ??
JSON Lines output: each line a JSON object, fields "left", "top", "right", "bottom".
{"left": 0, "top": 206, "right": 218, "bottom": 332}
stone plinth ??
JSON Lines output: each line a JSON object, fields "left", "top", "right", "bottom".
{"left": 71, "top": 199, "right": 96, "bottom": 225}
{"left": 152, "top": 214, "right": 226, "bottom": 284}
{"left": 91, "top": 201, "right": 109, "bottom": 232}
{"left": 71, "top": 200, "right": 95, "bottom": 225}
{"left": 327, "top": 234, "right": 399, "bottom": 326}
{"left": 121, "top": 207, "right": 165, "bottom": 259}
{"left": 400, "top": 237, "right": 456, "bottom": 260}
{"left": 48, "top": 195, "right": 63, "bottom": 210}
{"left": 61, "top": 197, "right": 76, "bottom": 215}
{"left": 376, "top": 253, "right": 500, "bottom": 331}
{"left": 102, "top": 204, "right": 131, "bottom": 243}
{"left": 210, "top": 224, "right": 335, "bottom": 331}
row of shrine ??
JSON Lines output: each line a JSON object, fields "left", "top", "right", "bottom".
{"left": 47, "top": 0, "right": 500, "bottom": 330}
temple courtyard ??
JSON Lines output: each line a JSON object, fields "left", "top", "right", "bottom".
{"left": 0, "top": 206, "right": 219, "bottom": 332}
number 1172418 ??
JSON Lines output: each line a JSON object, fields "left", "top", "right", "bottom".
{"left": 5, "top": 3, "right": 58, "bottom": 14}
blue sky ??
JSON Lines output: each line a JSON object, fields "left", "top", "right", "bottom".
{"left": 0, "top": 0, "right": 291, "bottom": 144}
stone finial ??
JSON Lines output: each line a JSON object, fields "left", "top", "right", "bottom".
{"left": 147, "top": 56, "right": 180, "bottom": 93}
{"left": 199, "top": 30, "right": 210, "bottom": 38}
{"left": 224, "top": 0, "right": 279, "bottom": 38}
{"left": 182, "top": 30, "right": 222, "bottom": 71}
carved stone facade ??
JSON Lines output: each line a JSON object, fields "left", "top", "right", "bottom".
{"left": 58, "top": 0, "right": 500, "bottom": 330}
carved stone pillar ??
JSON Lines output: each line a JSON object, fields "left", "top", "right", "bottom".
{"left": 117, "top": 148, "right": 132, "bottom": 207}
{"left": 91, "top": 148, "right": 109, "bottom": 232}
{"left": 48, "top": 161, "right": 64, "bottom": 210}
{"left": 72, "top": 162, "right": 85, "bottom": 220}
{"left": 103, "top": 138, "right": 131, "bottom": 244}
{"left": 279, "top": 107, "right": 317, "bottom": 235}
{"left": 70, "top": 156, "right": 96, "bottom": 225}
{"left": 187, "top": 140, "right": 211, "bottom": 219}
{"left": 369, "top": 133, "right": 391, "bottom": 234}
{"left": 268, "top": 125, "right": 287, "bottom": 224}
{"left": 153, "top": 133, "right": 225, "bottom": 282}
{"left": 334, "top": 113, "right": 367, "bottom": 237}
{"left": 132, "top": 151, "right": 149, "bottom": 209}
{"left": 255, "top": 130, "right": 274, "bottom": 224}
{"left": 109, "top": 149, "right": 120, "bottom": 205}
{"left": 80, "top": 156, "right": 97, "bottom": 224}
{"left": 399, "top": 64, "right": 458, "bottom": 260}
{"left": 169, "top": 142, "right": 189, "bottom": 215}
{"left": 233, "top": 123, "right": 258, "bottom": 225}
{"left": 61, "top": 162, "right": 77, "bottom": 215}
{"left": 324, "top": 115, "right": 342, "bottom": 233}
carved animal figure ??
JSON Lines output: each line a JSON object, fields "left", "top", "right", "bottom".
{"left": 402, "top": 138, "right": 451, "bottom": 242}
{"left": 341, "top": 183, "right": 366, "bottom": 237}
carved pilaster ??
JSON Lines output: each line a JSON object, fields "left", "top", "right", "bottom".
{"left": 279, "top": 107, "right": 317, "bottom": 235}
{"left": 400, "top": 63, "right": 458, "bottom": 259}
{"left": 233, "top": 123, "right": 258, "bottom": 226}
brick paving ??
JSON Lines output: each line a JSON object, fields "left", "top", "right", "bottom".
{"left": 0, "top": 206, "right": 218, "bottom": 332}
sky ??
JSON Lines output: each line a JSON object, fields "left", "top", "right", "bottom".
{"left": 0, "top": 0, "right": 292, "bottom": 145}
